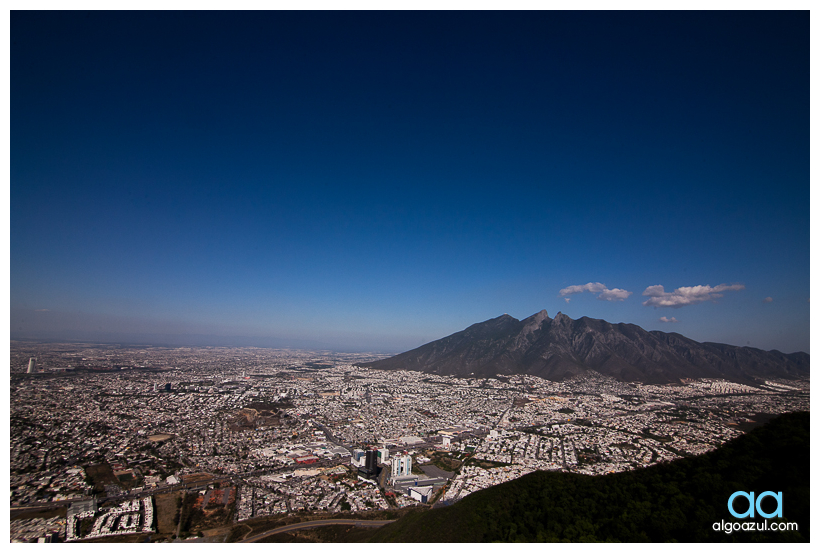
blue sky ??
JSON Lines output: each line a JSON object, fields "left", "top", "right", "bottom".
{"left": 11, "top": 11, "right": 809, "bottom": 353}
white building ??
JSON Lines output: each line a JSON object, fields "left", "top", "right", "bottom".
{"left": 391, "top": 455, "right": 412, "bottom": 482}
{"left": 408, "top": 486, "right": 433, "bottom": 503}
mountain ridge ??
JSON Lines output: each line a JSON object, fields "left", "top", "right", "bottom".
{"left": 360, "top": 310, "right": 809, "bottom": 384}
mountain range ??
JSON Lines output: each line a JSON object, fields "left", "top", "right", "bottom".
{"left": 360, "top": 310, "right": 809, "bottom": 384}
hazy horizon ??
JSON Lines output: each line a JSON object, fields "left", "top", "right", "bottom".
{"left": 9, "top": 306, "right": 811, "bottom": 356}
{"left": 11, "top": 11, "right": 809, "bottom": 355}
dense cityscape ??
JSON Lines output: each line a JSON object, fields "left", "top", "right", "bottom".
{"left": 9, "top": 341, "right": 809, "bottom": 542}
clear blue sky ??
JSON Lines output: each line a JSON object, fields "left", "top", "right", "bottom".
{"left": 11, "top": 11, "right": 809, "bottom": 353}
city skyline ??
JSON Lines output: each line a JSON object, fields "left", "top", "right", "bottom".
{"left": 11, "top": 10, "right": 810, "bottom": 354}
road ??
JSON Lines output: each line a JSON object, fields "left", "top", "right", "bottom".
{"left": 309, "top": 419, "right": 346, "bottom": 448}
{"left": 240, "top": 518, "right": 394, "bottom": 542}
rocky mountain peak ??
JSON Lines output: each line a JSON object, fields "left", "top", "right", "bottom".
{"left": 553, "top": 311, "right": 571, "bottom": 324}
{"left": 520, "top": 309, "right": 551, "bottom": 337}
{"left": 361, "top": 310, "right": 809, "bottom": 384}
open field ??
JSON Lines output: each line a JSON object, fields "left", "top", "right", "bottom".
{"left": 154, "top": 491, "right": 182, "bottom": 535}
{"left": 181, "top": 472, "right": 213, "bottom": 485}
{"left": 84, "top": 463, "right": 119, "bottom": 492}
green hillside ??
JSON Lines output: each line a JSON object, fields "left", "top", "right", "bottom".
{"left": 370, "top": 411, "right": 809, "bottom": 542}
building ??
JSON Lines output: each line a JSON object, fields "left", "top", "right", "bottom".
{"left": 365, "top": 450, "right": 378, "bottom": 472}
{"left": 408, "top": 486, "right": 433, "bottom": 503}
{"left": 442, "top": 436, "right": 451, "bottom": 449}
{"left": 328, "top": 446, "right": 350, "bottom": 458}
{"left": 357, "top": 450, "right": 380, "bottom": 481}
{"left": 350, "top": 449, "right": 365, "bottom": 467}
{"left": 27, "top": 358, "right": 35, "bottom": 374}
{"left": 378, "top": 448, "right": 389, "bottom": 462}
{"left": 391, "top": 455, "right": 412, "bottom": 482}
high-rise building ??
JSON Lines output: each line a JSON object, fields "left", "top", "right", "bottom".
{"left": 391, "top": 455, "right": 412, "bottom": 479}
{"left": 27, "top": 358, "right": 35, "bottom": 374}
{"left": 378, "top": 447, "right": 389, "bottom": 462}
{"left": 357, "top": 449, "right": 381, "bottom": 481}
{"left": 365, "top": 450, "right": 378, "bottom": 472}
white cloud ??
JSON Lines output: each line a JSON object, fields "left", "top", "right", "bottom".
{"left": 642, "top": 285, "right": 666, "bottom": 297}
{"left": 598, "top": 288, "right": 632, "bottom": 301}
{"left": 642, "top": 283, "right": 745, "bottom": 308}
{"left": 763, "top": 297, "right": 773, "bottom": 303}
{"left": 559, "top": 282, "right": 632, "bottom": 302}
{"left": 659, "top": 316, "right": 678, "bottom": 323}
{"left": 559, "top": 282, "right": 606, "bottom": 295}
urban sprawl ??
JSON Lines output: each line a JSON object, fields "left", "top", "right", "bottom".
{"left": 10, "top": 343, "right": 810, "bottom": 542}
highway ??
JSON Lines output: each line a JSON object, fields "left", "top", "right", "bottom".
{"left": 240, "top": 518, "right": 394, "bottom": 542}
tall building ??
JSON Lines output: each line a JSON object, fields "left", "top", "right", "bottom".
{"left": 378, "top": 447, "right": 389, "bottom": 462}
{"left": 391, "top": 455, "right": 412, "bottom": 479}
{"left": 357, "top": 449, "right": 380, "bottom": 481}
{"left": 365, "top": 450, "right": 378, "bottom": 472}
{"left": 27, "top": 358, "right": 35, "bottom": 374}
